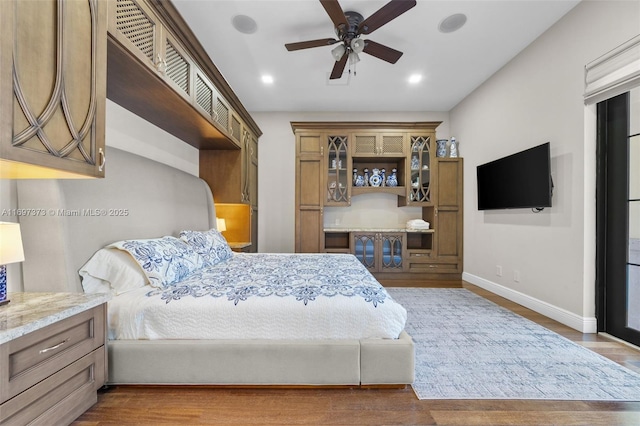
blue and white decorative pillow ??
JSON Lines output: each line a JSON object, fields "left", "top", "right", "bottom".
{"left": 179, "top": 228, "right": 233, "bottom": 267}
{"left": 108, "top": 236, "right": 204, "bottom": 288}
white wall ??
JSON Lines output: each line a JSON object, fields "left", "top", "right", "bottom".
{"left": 252, "top": 111, "right": 450, "bottom": 253}
{"left": 450, "top": 0, "right": 640, "bottom": 331}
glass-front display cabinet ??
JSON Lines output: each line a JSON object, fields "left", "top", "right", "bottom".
{"left": 407, "top": 135, "right": 432, "bottom": 205}
{"left": 352, "top": 232, "right": 403, "bottom": 273}
{"left": 325, "top": 135, "right": 350, "bottom": 206}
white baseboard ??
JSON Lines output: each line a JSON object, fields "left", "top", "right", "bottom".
{"left": 462, "top": 272, "right": 597, "bottom": 334}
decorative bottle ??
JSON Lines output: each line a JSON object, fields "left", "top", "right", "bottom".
{"left": 363, "top": 168, "right": 370, "bottom": 186}
{"left": 386, "top": 168, "right": 398, "bottom": 187}
{"left": 449, "top": 137, "right": 458, "bottom": 158}
{"left": 353, "top": 168, "right": 358, "bottom": 186}
{"left": 380, "top": 168, "right": 386, "bottom": 187}
{"left": 436, "top": 139, "right": 448, "bottom": 157}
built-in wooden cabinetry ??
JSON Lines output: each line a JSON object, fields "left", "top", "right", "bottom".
{"left": 200, "top": 126, "right": 259, "bottom": 252}
{"left": 293, "top": 122, "right": 463, "bottom": 280}
{"left": 0, "top": 0, "right": 107, "bottom": 178}
{"left": 107, "top": 0, "right": 260, "bottom": 150}
{"left": 1, "top": 0, "right": 261, "bottom": 182}
{"left": 107, "top": 0, "right": 261, "bottom": 250}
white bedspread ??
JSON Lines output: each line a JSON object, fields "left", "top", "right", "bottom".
{"left": 107, "top": 253, "right": 407, "bottom": 340}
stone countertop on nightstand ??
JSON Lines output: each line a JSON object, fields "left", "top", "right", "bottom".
{"left": 0, "top": 292, "right": 111, "bottom": 344}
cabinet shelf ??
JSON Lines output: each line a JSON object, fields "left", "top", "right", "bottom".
{"left": 351, "top": 186, "right": 406, "bottom": 196}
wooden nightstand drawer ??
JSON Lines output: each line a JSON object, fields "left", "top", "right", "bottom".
{"left": 0, "top": 347, "right": 105, "bottom": 425}
{"left": 0, "top": 304, "right": 105, "bottom": 402}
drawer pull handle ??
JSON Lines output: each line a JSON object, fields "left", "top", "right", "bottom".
{"left": 39, "top": 338, "right": 69, "bottom": 354}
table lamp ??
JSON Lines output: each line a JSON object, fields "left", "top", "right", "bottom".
{"left": 0, "top": 222, "right": 25, "bottom": 306}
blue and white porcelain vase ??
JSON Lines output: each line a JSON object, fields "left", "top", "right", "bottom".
{"left": 386, "top": 168, "right": 398, "bottom": 187}
{"left": 363, "top": 168, "right": 370, "bottom": 187}
{"left": 352, "top": 168, "right": 358, "bottom": 186}
{"left": 369, "top": 168, "right": 382, "bottom": 187}
{"left": 355, "top": 175, "right": 365, "bottom": 187}
{"left": 449, "top": 137, "right": 459, "bottom": 158}
{"left": 380, "top": 168, "right": 386, "bottom": 187}
{"left": 436, "top": 139, "right": 448, "bottom": 157}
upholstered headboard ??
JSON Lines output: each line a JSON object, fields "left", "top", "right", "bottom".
{"left": 16, "top": 148, "right": 216, "bottom": 293}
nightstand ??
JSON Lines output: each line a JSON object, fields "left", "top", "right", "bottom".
{"left": 0, "top": 292, "right": 110, "bottom": 425}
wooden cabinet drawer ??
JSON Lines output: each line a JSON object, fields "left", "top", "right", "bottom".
{"left": 406, "top": 251, "right": 433, "bottom": 262}
{"left": 0, "top": 347, "right": 105, "bottom": 425}
{"left": 407, "top": 261, "right": 460, "bottom": 273}
{"left": 0, "top": 305, "right": 105, "bottom": 402}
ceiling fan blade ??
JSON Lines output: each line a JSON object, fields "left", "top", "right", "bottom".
{"left": 330, "top": 52, "right": 348, "bottom": 79}
{"left": 320, "top": 0, "right": 348, "bottom": 30}
{"left": 363, "top": 40, "right": 403, "bottom": 64}
{"left": 285, "top": 38, "right": 340, "bottom": 51}
{"left": 357, "top": 0, "right": 417, "bottom": 35}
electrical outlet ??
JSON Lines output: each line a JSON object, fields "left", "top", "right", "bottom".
{"left": 514, "top": 270, "right": 520, "bottom": 282}
{"left": 496, "top": 265, "right": 503, "bottom": 277}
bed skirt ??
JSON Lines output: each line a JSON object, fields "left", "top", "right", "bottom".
{"left": 107, "top": 331, "right": 414, "bottom": 386}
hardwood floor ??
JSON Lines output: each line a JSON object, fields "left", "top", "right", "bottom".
{"left": 73, "top": 281, "right": 640, "bottom": 425}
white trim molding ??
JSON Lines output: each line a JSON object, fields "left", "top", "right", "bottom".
{"left": 584, "top": 34, "right": 640, "bottom": 105}
{"left": 463, "top": 272, "right": 598, "bottom": 334}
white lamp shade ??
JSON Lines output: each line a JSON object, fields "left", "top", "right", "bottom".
{"left": 331, "top": 44, "right": 346, "bottom": 61}
{"left": 0, "top": 222, "right": 25, "bottom": 265}
{"left": 350, "top": 38, "right": 365, "bottom": 54}
{"left": 216, "top": 217, "right": 227, "bottom": 232}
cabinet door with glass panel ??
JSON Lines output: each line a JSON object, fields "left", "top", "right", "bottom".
{"left": 401, "top": 134, "right": 433, "bottom": 206}
{"left": 352, "top": 232, "right": 403, "bottom": 273}
{"left": 325, "top": 135, "right": 350, "bottom": 206}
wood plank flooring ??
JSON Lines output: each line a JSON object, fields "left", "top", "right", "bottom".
{"left": 73, "top": 281, "right": 640, "bottom": 425}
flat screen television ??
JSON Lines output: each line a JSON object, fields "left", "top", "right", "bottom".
{"left": 476, "top": 142, "right": 552, "bottom": 210}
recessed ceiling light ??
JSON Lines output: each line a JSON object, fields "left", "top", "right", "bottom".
{"left": 261, "top": 75, "right": 274, "bottom": 84}
{"left": 408, "top": 74, "right": 422, "bottom": 84}
{"left": 232, "top": 14, "right": 257, "bottom": 34}
{"left": 439, "top": 13, "right": 467, "bottom": 33}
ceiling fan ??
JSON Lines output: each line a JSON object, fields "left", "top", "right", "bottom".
{"left": 285, "top": 0, "right": 417, "bottom": 79}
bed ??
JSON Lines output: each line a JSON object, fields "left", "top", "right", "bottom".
{"left": 15, "top": 148, "right": 414, "bottom": 386}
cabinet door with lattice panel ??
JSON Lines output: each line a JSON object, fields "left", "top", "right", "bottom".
{"left": 1, "top": 0, "right": 107, "bottom": 178}
{"left": 109, "top": 0, "right": 161, "bottom": 73}
{"left": 160, "top": 30, "right": 193, "bottom": 103}
{"left": 378, "top": 133, "right": 406, "bottom": 157}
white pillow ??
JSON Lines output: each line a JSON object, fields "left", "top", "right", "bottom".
{"left": 79, "top": 248, "right": 149, "bottom": 295}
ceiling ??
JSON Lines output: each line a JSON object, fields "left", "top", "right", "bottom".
{"left": 171, "top": 0, "right": 580, "bottom": 112}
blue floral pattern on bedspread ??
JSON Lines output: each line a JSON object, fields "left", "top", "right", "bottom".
{"left": 145, "top": 254, "right": 388, "bottom": 307}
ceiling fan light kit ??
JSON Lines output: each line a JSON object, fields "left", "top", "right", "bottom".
{"left": 285, "top": 0, "right": 417, "bottom": 79}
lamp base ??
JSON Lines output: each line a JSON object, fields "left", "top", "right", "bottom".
{"left": 0, "top": 264, "right": 9, "bottom": 306}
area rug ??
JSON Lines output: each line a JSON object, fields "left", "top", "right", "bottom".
{"left": 387, "top": 287, "right": 640, "bottom": 400}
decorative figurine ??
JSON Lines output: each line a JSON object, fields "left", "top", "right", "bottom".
{"left": 386, "top": 168, "right": 398, "bottom": 187}
{"left": 449, "top": 137, "right": 459, "bottom": 158}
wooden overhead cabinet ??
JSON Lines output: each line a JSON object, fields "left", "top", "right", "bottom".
{"left": 0, "top": 0, "right": 107, "bottom": 178}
